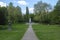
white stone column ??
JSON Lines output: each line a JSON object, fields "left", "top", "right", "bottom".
{"left": 29, "top": 18, "right": 31, "bottom": 23}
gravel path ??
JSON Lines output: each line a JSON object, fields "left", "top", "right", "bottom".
{"left": 21, "top": 24, "right": 39, "bottom": 40}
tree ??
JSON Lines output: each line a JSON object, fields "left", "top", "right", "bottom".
{"left": 26, "top": 7, "right": 29, "bottom": 22}
{"left": 7, "top": 2, "right": 15, "bottom": 23}
{"left": 49, "top": 0, "right": 60, "bottom": 24}
{"left": 29, "top": 13, "right": 35, "bottom": 22}
{"left": 7, "top": 2, "right": 23, "bottom": 23}
{"left": 34, "top": 1, "right": 51, "bottom": 23}
{"left": 7, "top": 2, "right": 15, "bottom": 30}
{"left": 0, "top": 7, "right": 8, "bottom": 25}
{"left": 15, "top": 6, "right": 23, "bottom": 23}
{"left": 33, "top": 14, "right": 40, "bottom": 22}
{"left": 34, "top": 1, "right": 51, "bottom": 14}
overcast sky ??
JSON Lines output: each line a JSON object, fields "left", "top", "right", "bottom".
{"left": 0, "top": 0, "right": 58, "bottom": 14}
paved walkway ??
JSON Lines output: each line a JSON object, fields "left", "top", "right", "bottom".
{"left": 21, "top": 23, "right": 39, "bottom": 40}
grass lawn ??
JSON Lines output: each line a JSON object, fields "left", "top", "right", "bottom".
{"left": 32, "top": 24, "right": 60, "bottom": 40}
{"left": 0, "top": 24, "right": 28, "bottom": 40}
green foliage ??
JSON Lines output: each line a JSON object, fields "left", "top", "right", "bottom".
{"left": 7, "top": 2, "right": 15, "bottom": 23}
{"left": 33, "top": 0, "right": 60, "bottom": 24}
{"left": 29, "top": 14, "right": 34, "bottom": 22}
{"left": 0, "top": 7, "right": 8, "bottom": 25}
{"left": 34, "top": 1, "right": 51, "bottom": 23}
{"left": 34, "top": 1, "right": 51, "bottom": 14}
{"left": 0, "top": 1, "right": 60, "bottom": 24}
{"left": 33, "top": 14, "right": 40, "bottom": 22}
{"left": 7, "top": 2, "right": 23, "bottom": 23}
{"left": 49, "top": 0, "right": 60, "bottom": 24}
{"left": 26, "top": 7, "right": 29, "bottom": 22}
{"left": 14, "top": 6, "right": 23, "bottom": 23}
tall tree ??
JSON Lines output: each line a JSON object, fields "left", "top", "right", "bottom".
{"left": 0, "top": 7, "right": 8, "bottom": 25}
{"left": 34, "top": 1, "right": 51, "bottom": 14}
{"left": 34, "top": 1, "right": 51, "bottom": 23}
{"left": 26, "top": 7, "right": 29, "bottom": 22}
{"left": 7, "top": 2, "right": 15, "bottom": 23}
{"left": 50, "top": 0, "right": 60, "bottom": 24}
{"left": 7, "top": 2, "right": 15, "bottom": 30}
{"left": 15, "top": 6, "right": 22, "bottom": 23}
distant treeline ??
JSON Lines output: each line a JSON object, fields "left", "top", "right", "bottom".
{"left": 0, "top": 0, "right": 60, "bottom": 25}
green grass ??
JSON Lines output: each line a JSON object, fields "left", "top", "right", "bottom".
{"left": 0, "top": 24, "right": 28, "bottom": 40}
{"left": 32, "top": 24, "right": 60, "bottom": 40}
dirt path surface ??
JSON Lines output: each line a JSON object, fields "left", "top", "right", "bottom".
{"left": 21, "top": 24, "right": 39, "bottom": 40}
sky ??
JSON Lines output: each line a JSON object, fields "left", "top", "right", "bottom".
{"left": 0, "top": 0, "right": 58, "bottom": 14}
